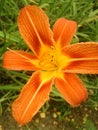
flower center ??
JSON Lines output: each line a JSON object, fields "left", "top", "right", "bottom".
{"left": 39, "top": 46, "right": 70, "bottom": 71}
{"left": 39, "top": 46, "right": 58, "bottom": 70}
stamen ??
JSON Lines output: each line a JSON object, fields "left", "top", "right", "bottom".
{"left": 39, "top": 47, "right": 58, "bottom": 70}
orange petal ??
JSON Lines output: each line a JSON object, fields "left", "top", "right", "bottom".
{"left": 12, "top": 71, "right": 52, "bottom": 125}
{"left": 2, "top": 50, "right": 39, "bottom": 71}
{"left": 53, "top": 18, "right": 77, "bottom": 48}
{"left": 18, "top": 5, "right": 54, "bottom": 56}
{"left": 54, "top": 73, "right": 88, "bottom": 106}
{"left": 63, "top": 42, "right": 98, "bottom": 74}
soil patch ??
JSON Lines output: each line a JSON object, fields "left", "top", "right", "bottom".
{"left": 0, "top": 102, "right": 98, "bottom": 130}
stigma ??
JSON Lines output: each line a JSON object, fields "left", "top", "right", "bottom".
{"left": 39, "top": 46, "right": 70, "bottom": 71}
{"left": 39, "top": 46, "right": 58, "bottom": 70}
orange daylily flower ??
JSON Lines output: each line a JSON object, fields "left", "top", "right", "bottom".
{"left": 2, "top": 5, "right": 98, "bottom": 125}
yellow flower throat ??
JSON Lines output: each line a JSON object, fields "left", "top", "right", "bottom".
{"left": 39, "top": 46, "right": 70, "bottom": 71}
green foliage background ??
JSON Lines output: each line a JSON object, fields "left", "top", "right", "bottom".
{"left": 0, "top": 0, "right": 98, "bottom": 129}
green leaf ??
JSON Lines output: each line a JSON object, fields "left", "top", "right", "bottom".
{"left": 85, "top": 119, "right": 96, "bottom": 130}
{"left": 0, "top": 103, "right": 2, "bottom": 116}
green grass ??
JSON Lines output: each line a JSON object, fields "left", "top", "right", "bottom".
{"left": 0, "top": 0, "right": 98, "bottom": 129}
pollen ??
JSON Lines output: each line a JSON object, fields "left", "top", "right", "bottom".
{"left": 39, "top": 46, "right": 70, "bottom": 71}
{"left": 39, "top": 47, "right": 58, "bottom": 70}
